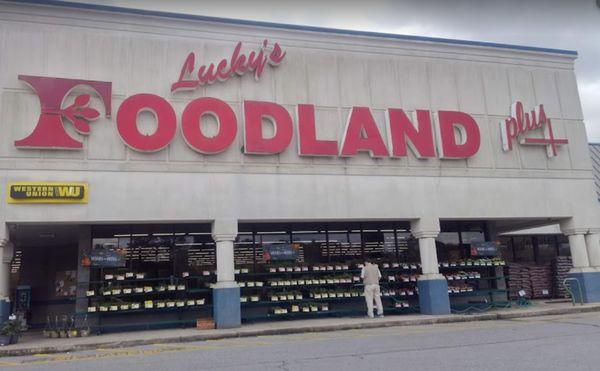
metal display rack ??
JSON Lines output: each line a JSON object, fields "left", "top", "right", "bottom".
{"left": 236, "top": 258, "right": 508, "bottom": 321}
{"left": 237, "top": 262, "right": 421, "bottom": 321}
{"left": 77, "top": 272, "right": 215, "bottom": 333}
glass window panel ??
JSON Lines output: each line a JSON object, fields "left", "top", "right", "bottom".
{"left": 461, "top": 231, "right": 485, "bottom": 244}
{"left": 513, "top": 236, "right": 535, "bottom": 262}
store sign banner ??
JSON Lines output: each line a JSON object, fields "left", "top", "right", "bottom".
{"left": 82, "top": 250, "right": 127, "bottom": 268}
{"left": 171, "top": 39, "right": 286, "bottom": 92}
{"left": 6, "top": 182, "right": 88, "bottom": 204}
{"left": 500, "top": 101, "right": 568, "bottom": 158}
{"left": 11, "top": 40, "right": 566, "bottom": 160}
{"left": 470, "top": 241, "right": 500, "bottom": 257}
{"left": 263, "top": 243, "right": 300, "bottom": 261}
{"left": 83, "top": 238, "right": 127, "bottom": 267}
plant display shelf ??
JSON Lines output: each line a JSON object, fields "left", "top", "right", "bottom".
{"left": 242, "top": 306, "right": 418, "bottom": 321}
{"left": 235, "top": 266, "right": 422, "bottom": 278}
{"left": 86, "top": 275, "right": 215, "bottom": 285}
{"left": 449, "top": 289, "right": 507, "bottom": 297}
{"left": 76, "top": 304, "right": 213, "bottom": 317}
{"left": 240, "top": 294, "right": 411, "bottom": 307}
{"left": 444, "top": 275, "right": 505, "bottom": 281}
{"left": 80, "top": 287, "right": 211, "bottom": 300}
{"left": 438, "top": 263, "right": 506, "bottom": 270}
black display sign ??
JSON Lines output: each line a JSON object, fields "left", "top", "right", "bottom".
{"left": 470, "top": 241, "right": 499, "bottom": 257}
{"left": 263, "top": 243, "right": 300, "bottom": 261}
{"left": 83, "top": 249, "right": 127, "bottom": 267}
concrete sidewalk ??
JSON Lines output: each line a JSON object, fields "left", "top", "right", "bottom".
{"left": 2, "top": 300, "right": 599, "bottom": 357}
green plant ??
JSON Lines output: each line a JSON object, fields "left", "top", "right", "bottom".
{"left": 0, "top": 319, "right": 20, "bottom": 336}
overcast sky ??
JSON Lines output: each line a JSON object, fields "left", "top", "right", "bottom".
{"left": 69, "top": 0, "right": 600, "bottom": 142}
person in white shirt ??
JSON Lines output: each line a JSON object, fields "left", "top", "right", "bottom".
{"left": 361, "top": 258, "right": 384, "bottom": 318}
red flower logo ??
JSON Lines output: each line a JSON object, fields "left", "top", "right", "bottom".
{"left": 14, "top": 75, "right": 112, "bottom": 149}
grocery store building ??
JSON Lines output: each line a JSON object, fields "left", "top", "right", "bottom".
{"left": 0, "top": 1, "right": 599, "bottom": 331}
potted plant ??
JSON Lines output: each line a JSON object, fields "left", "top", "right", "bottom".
{"left": 0, "top": 317, "right": 21, "bottom": 345}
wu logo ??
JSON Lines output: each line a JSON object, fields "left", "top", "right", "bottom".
{"left": 57, "top": 186, "right": 81, "bottom": 198}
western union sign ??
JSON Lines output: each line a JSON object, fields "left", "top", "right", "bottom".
{"left": 7, "top": 182, "right": 88, "bottom": 204}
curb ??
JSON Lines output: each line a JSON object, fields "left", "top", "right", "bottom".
{"left": 1, "top": 304, "right": 598, "bottom": 357}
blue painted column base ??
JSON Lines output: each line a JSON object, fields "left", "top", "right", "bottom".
{"left": 213, "top": 286, "right": 241, "bottom": 329}
{"left": 0, "top": 299, "right": 10, "bottom": 323}
{"left": 418, "top": 278, "right": 451, "bottom": 315}
{"left": 567, "top": 271, "right": 600, "bottom": 303}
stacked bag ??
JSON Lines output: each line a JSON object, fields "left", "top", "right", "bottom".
{"left": 506, "top": 263, "right": 553, "bottom": 299}
{"left": 553, "top": 256, "right": 572, "bottom": 298}
{"left": 507, "top": 264, "right": 532, "bottom": 299}
{"left": 528, "top": 265, "right": 553, "bottom": 299}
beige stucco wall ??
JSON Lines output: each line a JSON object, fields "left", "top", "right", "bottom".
{"left": 0, "top": 2, "right": 597, "bottom": 230}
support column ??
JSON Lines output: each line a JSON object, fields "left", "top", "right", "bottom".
{"left": 566, "top": 232, "right": 591, "bottom": 271}
{"left": 411, "top": 218, "right": 450, "bottom": 315}
{"left": 211, "top": 219, "right": 240, "bottom": 329}
{"left": 585, "top": 229, "right": 600, "bottom": 269}
{"left": 562, "top": 224, "right": 600, "bottom": 303}
{"left": 0, "top": 223, "right": 13, "bottom": 322}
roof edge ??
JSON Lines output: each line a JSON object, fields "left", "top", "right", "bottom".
{"left": 4, "top": 0, "right": 579, "bottom": 57}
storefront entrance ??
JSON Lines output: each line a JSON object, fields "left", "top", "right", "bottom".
{"left": 8, "top": 220, "right": 518, "bottom": 332}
